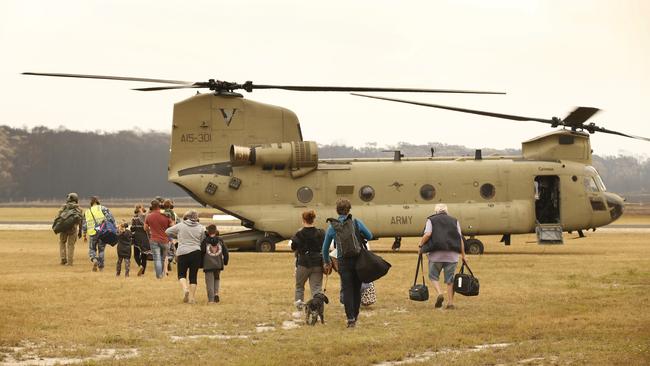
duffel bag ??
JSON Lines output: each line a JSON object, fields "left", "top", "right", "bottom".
{"left": 453, "top": 259, "right": 479, "bottom": 296}
{"left": 409, "top": 254, "right": 429, "bottom": 301}
{"left": 355, "top": 247, "right": 391, "bottom": 283}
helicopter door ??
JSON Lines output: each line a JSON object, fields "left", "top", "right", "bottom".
{"left": 534, "top": 175, "right": 560, "bottom": 224}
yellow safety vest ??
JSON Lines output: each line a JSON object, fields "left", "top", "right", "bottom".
{"left": 84, "top": 205, "right": 105, "bottom": 236}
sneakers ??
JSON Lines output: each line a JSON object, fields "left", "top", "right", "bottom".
{"left": 214, "top": 295, "right": 220, "bottom": 303}
{"left": 92, "top": 261, "right": 98, "bottom": 272}
{"left": 435, "top": 294, "right": 444, "bottom": 308}
{"left": 294, "top": 300, "right": 305, "bottom": 311}
{"left": 183, "top": 291, "right": 190, "bottom": 303}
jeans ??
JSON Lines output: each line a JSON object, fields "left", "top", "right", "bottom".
{"left": 88, "top": 234, "right": 106, "bottom": 268}
{"left": 150, "top": 241, "right": 166, "bottom": 279}
{"left": 338, "top": 256, "right": 362, "bottom": 322}
{"left": 295, "top": 265, "right": 324, "bottom": 302}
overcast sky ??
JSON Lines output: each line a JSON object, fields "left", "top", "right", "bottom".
{"left": 1, "top": 0, "right": 649, "bottom": 157}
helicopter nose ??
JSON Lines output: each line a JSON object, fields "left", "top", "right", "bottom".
{"left": 605, "top": 192, "right": 624, "bottom": 221}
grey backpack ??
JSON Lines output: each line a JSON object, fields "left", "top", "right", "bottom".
{"left": 327, "top": 215, "right": 362, "bottom": 258}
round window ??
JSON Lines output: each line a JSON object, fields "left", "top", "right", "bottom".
{"left": 420, "top": 184, "right": 436, "bottom": 200}
{"left": 296, "top": 186, "right": 313, "bottom": 203}
{"left": 359, "top": 185, "right": 375, "bottom": 202}
{"left": 480, "top": 183, "right": 495, "bottom": 199}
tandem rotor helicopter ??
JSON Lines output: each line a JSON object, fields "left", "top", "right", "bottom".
{"left": 24, "top": 72, "right": 650, "bottom": 254}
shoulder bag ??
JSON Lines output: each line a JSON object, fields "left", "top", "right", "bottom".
{"left": 409, "top": 254, "right": 429, "bottom": 301}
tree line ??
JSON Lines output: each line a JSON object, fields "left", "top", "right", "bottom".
{"left": 0, "top": 126, "right": 648, "bottom": 202}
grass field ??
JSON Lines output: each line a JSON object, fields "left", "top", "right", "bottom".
{"left": 0, "top": 223, "right": 649, "bottom": 365}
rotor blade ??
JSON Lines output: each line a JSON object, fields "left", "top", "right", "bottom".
{"left": 592, "top": 126, "right": 650, "bottom": 141}
{"left": 562, "top": 107, "right": 601, "bottom": 127}
{"left": 351, "top": 93, "right": 552, "bottom": 123}
{"left": 252, "top": 84, "right": 505, "bottom": 94}
{"left": 132, "top": 85, "right": 201, "bottom": 91}
{"left": 22, "top": 72, "right": 192, "bottom": 85}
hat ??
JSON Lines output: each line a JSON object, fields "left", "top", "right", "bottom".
{"left": 67, "top": 193, "right": 79, "bottom": 203}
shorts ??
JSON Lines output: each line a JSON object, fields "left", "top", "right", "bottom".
{"left": 428, "top": 261, "right": 457, "bottom": 284}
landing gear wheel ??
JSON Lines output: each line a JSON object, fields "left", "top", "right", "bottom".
{"left": 465, "top": 239, "right": 484, "bottom": 255}
{"left": 256, "top": 239, "right": 276, "bottom": 252}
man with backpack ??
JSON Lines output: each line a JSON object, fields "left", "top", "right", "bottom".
{"left": 53, "top": 193, "right": 83, "bottom": 266}
{"left": 82, "top": 196, "right": 115, "bottom": 272}
{"left": 322, "top": 198, "right": 373, "bottom": 328}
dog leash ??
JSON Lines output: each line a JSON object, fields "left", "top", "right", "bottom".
{"left": 323, "top": 274, "right": 329, "bottom": 292}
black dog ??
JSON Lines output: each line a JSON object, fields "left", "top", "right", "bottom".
{"left": 305, "top": 293, "right": 329, "bottom": 325}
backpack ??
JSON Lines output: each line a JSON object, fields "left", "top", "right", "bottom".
{"left": 327, "top": 215, "right": 362, "bottom": 258}
{"left": 52, "top": 205, "right": 82, "bottom": 234}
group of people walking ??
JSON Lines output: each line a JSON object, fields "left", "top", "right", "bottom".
{"left": 56, "top": 194, "right": 467, "bottom": 327}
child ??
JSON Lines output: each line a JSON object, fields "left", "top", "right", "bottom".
{"left": 116, "top": 222, "right": 132, "bottom": 277}
{"left": 201, "top": 224, "right": 229, "bottom": 303}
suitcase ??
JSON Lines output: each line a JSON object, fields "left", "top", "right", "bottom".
{"left": 409, "top": 254, "right": 429, "bottom": 301}
{"left": 453, "top": 259, "right": 479, "bottom": 296}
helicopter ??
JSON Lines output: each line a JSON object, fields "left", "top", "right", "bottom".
{"left": 22, "top": 72, "right": 649, "bottom": 254}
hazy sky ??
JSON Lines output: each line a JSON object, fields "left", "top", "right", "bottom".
{"left": 1, "top": 0, "right": 649, "bottom": 157}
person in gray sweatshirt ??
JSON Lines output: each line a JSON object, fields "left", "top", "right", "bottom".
{"left": 165, "top": 209, "right": 205, "bottom": 304}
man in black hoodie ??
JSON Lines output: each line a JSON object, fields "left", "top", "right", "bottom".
{"left": 291, "top": 210, "right": 325, "bottom": 310}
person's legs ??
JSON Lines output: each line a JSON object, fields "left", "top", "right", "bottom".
{"left": 308, "top": 266, "right": 324, "bottom": 297}
{"left": 295, "top": 265, "right": 310, "bottom": 302}
{"left": 442, "top": 262, "right": 457, "bottom": 307}
{"left": 205, "top": 271, "right": 215, "bottom": 302}
{"left": 162, "top": 243, "right": 170, "bottom": 276}
{"left": 97, "top": 241, "right": 106, "bottom": 270}
{"left": 429, "top": 261, "right": 445, "bottom": 308}
{"left": 187, "top": 251, "right": 201, "bottom": 304}
{"left": 58, "top": 233, "right": 67, "bottom": 264}
{"left": 66, "top": 232, "right": 76, "bottom": 265}
{"left": 125, "top": 258, "right": 130, "bottom": 277}
{"left": 177, "top": 252, "right": 190, "bottom": 302}
{"left": 339, "top": 257, "right": 362, "bottom": 326}
{"left": 214, "top": 270, "right": 221, "bottom": 301}
{"left": 150, "top": 242, "right": 164, "bottom": 279}
{"left": 116, "top": 257, "right": 122, "bottom": 276}
{"left": 133, "top": 246, "right": 142, "bottom": 267}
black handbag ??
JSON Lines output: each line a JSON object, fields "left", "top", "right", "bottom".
{"left": 453, "top": 259, "right": 480, "bottom": 296}
{"left": 409, "top": 254, "right": 429, "bottom": 301}
{"left": 355, "top": 247, "right": 391, "bottom": 283}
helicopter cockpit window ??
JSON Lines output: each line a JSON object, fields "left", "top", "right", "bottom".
{"left": 359, "top": 185, "right": 375, "bottom": 202}
{"left": 480, "top": 183, "right": 495, "bottom": 199}
{"left": 420, "top": 184, "right": 436, "bottom": 200}
{"left": 585, "top": 166, "right": 607, "bottom": 191}
{"left": 584, "top": 177, "right": 599, "bottom": 192}
{"left": 297, "top": 187, "right": 313, "bottom": 203}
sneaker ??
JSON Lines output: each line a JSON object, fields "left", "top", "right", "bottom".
{"left": 137, "top": 267, "right": 145, "bottom": 276}
{"left": 294, "top": 300, "right": 304, "bottom": 311}
{"left": 445, "top": 304, "right": 455, "bottom": 310}
{"left": 92, "top": 261, "right": 98, "bottom": 272}
{"left": 183, "top": 291, "right": 189, "bottom": 303}
{"left": 435, "top": 294, "right": 444, "bottom": 308}
{"left": 60, "top": 259, "right": 67, "bottom": 265}
{"left": 125, "top": 272, "right": 129, "bottom": 277}
{"left": 214, "top": 295, "right": 220, "bottom": 303}
{"left": 346, "top": 320, "right": 356, "bottom": 328}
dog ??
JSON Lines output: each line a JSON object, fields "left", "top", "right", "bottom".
{"left": 304, "top": 293, "right": 329, "bottom": 325}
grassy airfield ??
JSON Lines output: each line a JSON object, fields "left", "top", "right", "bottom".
{"left": 0, "top": 213, "right": 648, "bottom": 365}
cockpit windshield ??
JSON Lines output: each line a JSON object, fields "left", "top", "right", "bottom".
{"left": 585, "top": 166, "right": 607, "bottom": 192}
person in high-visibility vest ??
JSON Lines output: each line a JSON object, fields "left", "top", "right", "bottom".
{"left": 82, "top": 196, "right": 115, "bottom": 272}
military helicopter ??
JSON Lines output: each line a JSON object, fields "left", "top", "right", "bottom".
{"left": 23, "top": 72, "right": 649, "bottom": 254}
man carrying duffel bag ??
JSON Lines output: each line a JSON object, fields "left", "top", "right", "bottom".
{"left": 417, "top": 203, "right": 466, "bottom": 309}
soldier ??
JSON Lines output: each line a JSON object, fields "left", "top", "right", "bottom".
{"left": 55, "top": 193, "right": 83, "bottom": 266}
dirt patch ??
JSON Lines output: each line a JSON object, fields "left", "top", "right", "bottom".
{"left": 374, "top": 343, "right": 513, "bottom": 366}
{"left": 0, "top": 342, "right": 138, "bottom": 366}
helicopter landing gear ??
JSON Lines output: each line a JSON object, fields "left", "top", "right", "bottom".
{"left": 465, "top": 238, "right": 484, "bottom": 255}
{"left": 392, "top": 236, "right": 402, "bottom": 251}
{"left": 256, "top": 238, "right": 276, "bottom": 252}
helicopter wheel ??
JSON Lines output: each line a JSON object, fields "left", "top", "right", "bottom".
{"left": 256, "top": 239, "right": 276, "bottom": 253}
{"left": 465, "top": 239, "right": 484, "bottom": 255}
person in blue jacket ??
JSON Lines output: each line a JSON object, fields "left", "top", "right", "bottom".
{"left": 322, "top": 198, "right": 372, "bottom": 328}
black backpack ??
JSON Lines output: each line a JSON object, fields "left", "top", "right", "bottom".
{"left": 327, "top": 215, "right": 362, "bottom": 258}
{"left": 52, "top": 205, "right": 82, "bottom": 234}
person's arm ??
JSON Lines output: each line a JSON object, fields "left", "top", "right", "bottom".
{"left": 290, "top": 233, "right": 301, "bottom": 252}
{"left": 222, "top": 241, "right": 229, "bottom": 266}
{"left": 165, "top": 223, "right": 179, "bottom": 239}
{"left": 102, "top": 206, "right": 115, "bottom": 224}
{"left": 321, "top": 225, "right": 335, "bottom": 264}
{"left": 355, "top": 219, "right": 373, "bottom": 240}
{"left": 418, "top": 219, "right": 433, "bottom": 252}
{"left": 457, "top": 221, "right": 465, "bottom": 260}
{"left": 143, "top": 215, "right": 150, "bottom": 235}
